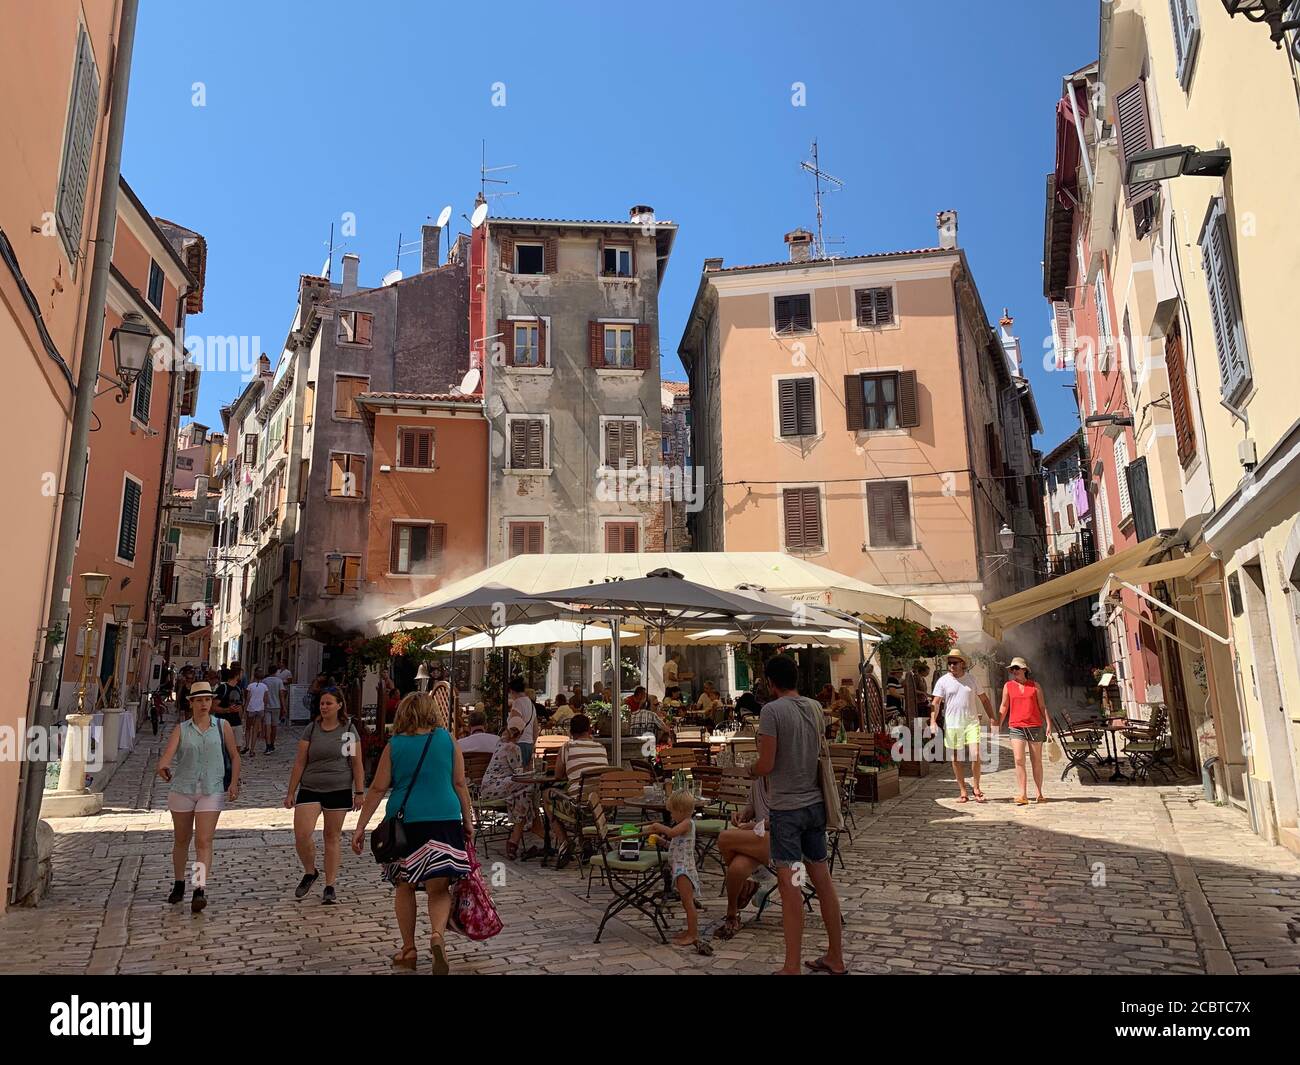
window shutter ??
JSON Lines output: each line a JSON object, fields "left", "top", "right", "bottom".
{"left": 400, "top": 430, "right": 416, "bottom": 468}
{"left": 543, "top": 238, "right": 558, "bottom": 274}
{"left": 536, "top": 318, "right": 547, "bottom": 367}
{"left": 844, "top": 375, "right": 865, "bottom": 431}
{"left": 1200, "top": 201, "right": 1251, "bottom": 402}
{"left": 874, "top": 287, "right": 893, "bottom": 324}
{"left": 288, "top": 560, "right": 300, "bottom": 597}
{"left": 526, "top": 523, "right": 542, "bottom": 554}
{"left": 778, "top": 380, "right": 798, "bottom": 436}
{"left": 800, "top": 488, "right": 822, "bottom": 550}
{"left": 1165, "top": 321, "right": 1196, "bottom": 466}
{"left": 527, "top": 420, "right": 544, "bottom": 468}
{"left": 499, "top": 234, "right": 515, "bottom": 271}
{"left": 1168, "top": 0, "right": 1201, "bottom": 89}
{"left": 510, "top": 421, "right": 527, "bottom": 468}
{"left": 117, "top": 480, "right": 141, "bottom": 560}
{"left": 56, "top": 28, "right": 100, "bottom": 263}
{"left": 329, "top": 454, "right": 344, "bottom": 495}
{"left": 1115, "top": 80, "right": 1157, "bottom": 208}
{"left": 355, "top": 312, "right": 373, "bottom": 344}
{"left": 133, "top": 365, "right": 153, "bottom": 424}
{"left": 390, "top": 525, "right": 403, "bottom": 573}
{"left": 866, "top": 484, "right": 889, "bottom": 547}
{"left": 623, "top": 421, "right": 639, "bottom": 466}
{"left": 430, "top": 524, "right": 446, "bottom": 567}
{"left": 498, "top": 319, "right": 514, "bottom": 366}
{"left": 589, "top": 321, "right": 603, "bottom": 368}
{"left": 605, "top": 523, "right": 621, "bottom": 553}
{"left": 633, "top": 324, "right": 651, "bottom": 370}
{"left": 179, "top": 365, "right": 200, "bottom": 416}
{"left": 416, "top": 429, "right": 432, "bottom": 467}
{"left": 1114, "top": 437, "right": 1132, "bottom": 517}
{"left": 1051, "top": 300, "right": 1076, "bottom": 370}
{"left": 351, "top": 455, "right": 366, "bottom": 495}
{"left": 604, "top": 420, "right": 621, "bottom": 466}
{"left": 343, "top": 556, "right": 361, "bottom": 593}
{"left": 794, "top": 378, "right": 816, "bottom": 435}
{"left": 896, "top": 371, "right": 919, "bottom": 428}
{"left": 623, "top": 524, "right": 638, "bottom": 552}
{"left": 890, "top": 482, "right": 911, "bottom": 545}
{"left": 1126, "top": 457, "right": 1157, "bottom": 541}
{"left": 509, "top": 523, "right": 525, "bottom": 557}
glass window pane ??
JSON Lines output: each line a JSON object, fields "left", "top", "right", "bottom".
{"left": 863, "top": 379, "right": 876, "bottom": 405}
{"left": 881, "top": 377, "right": 896, "bottom": 402}
{"left": 397, "top": 527, "right": 410, "bottom": 572}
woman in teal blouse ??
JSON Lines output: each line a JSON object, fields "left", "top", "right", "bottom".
{"left": 353, "top": 685, "right": 474, "bottom": 974}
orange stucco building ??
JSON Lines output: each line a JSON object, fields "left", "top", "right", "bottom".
{"left": 1, "top": 0, "right": 127, "bottom": 909}
{"left": 356, "top": 392, "right": 488, "bottom": 620}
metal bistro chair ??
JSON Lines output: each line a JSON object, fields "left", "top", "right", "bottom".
{"left": 586, "top": 800, "right": 670, "bottom": 944}
{"left": 1051, "top": 711, "right": 1105, "bottom": 783}
{"left": 658, "top": 747, "right": 704, "bottom": 776}
{"left": 1122, "top": 706, "right": 1176, "bottom": 784}
{"left": 464, "top": 751, "right": 511, "bottom": 855}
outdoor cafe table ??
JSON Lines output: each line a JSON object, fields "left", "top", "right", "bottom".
{"left": 510, "top": 773, "right": 566, "bottom": 862}
{"left": 1101, "top": 718, "right": 1132, "bottom": 782}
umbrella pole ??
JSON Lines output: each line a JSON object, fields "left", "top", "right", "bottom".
{"left": 450, "top": 631, "right": 457, "bottom": 734}
{"left": 611, "top": 615, "right": 622, "bottom": 766}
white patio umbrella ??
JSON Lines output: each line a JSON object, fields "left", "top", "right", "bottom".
{"left": 428, "top": 620, "right": 637, "bottom": 653}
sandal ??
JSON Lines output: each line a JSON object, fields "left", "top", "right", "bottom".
{"left": 972, "top": 789, "right": 986, "bottom": 804}
{"left": 392, "top": 947, "right": 417, "bottom": 970}
{"left": 1035, "top": 795, "right": 1048, "bottom": 804}
{"left": 957, "top": 794, "right": 969, "bottom": 804}
{"left": 804, "top": 956, "right": 848, "bottom": 975}
{"left": 430, "top": 933, "right": 450, "bottom": 976}
{"left": 1014, "top": 796, "right": 1030, "bottom": 806}
{"left": 715, "top": 915, "right": 742, "bottom": 941}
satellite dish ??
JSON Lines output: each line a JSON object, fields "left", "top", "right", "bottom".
{"left": 451, "top": 367, "right": 481, "bottom": 396}
{"left": 470, "top": 202, "right": 489, "bottom": 228}
{"left": 436, "top": 205, "right": 452, "bottom": 229}
{"left": 382, "top": 269, "right": 403, "bottom": 287}
{"left": 319, "top": 258, "right": 331, "bottom": 279}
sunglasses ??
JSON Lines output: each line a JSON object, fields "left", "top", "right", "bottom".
{"left": 1009, "top": 665, "right": 1024, "bottom": 671}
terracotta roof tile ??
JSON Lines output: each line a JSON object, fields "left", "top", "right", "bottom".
{"left": 709, "top": 247, "right": 951, "bottom": 273}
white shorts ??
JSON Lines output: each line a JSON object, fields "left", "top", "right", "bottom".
{"left": 168, "top": 791, "right": 226, "bottom": 813}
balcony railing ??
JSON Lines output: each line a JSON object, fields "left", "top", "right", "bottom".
{"left": 1043, "top": 530, "right": 1097, "bottom": 578}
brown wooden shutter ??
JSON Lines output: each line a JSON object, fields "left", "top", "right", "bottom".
{"left": 510, "top": 421, "right": 527, "bottom": 467}
{"left": 875, "top": 287, "right": 893, "bottom": 324}
{"left": 589, "top": 321, "right": 603, "bottom": 367}
{"left": 430, "top": 524, "right": 446, "bottom": 567}
{"left": 605, "top": 523, "right": 621, "bottom": 553}
{"left": 623, "top": 523, "right": 638, "bottom": 552}
{"left": 329, "top": 454, "right": 344, "bottom": 495}
{"left": 417, "top": 429, "right": 433, "bottom": 467}
{"left": 390, "top": 524, "right": 403, "bottom": 572}
{"left": 624, "top": 421, "right": 639, "bottom": 465}
{"left": 400, "top": 430, "right": 416, "bottom": 468}
{"left": 634, "top": 323, "right": 651, "bottom": 370}
{"left": 288, "top": 560, "right": 300, "bottom": 597}
{"left": 351, "top": 455, "right": 366, "bottom": 495}
{"left": 499, "top": 234, "right": 515, "bottom": 271}
{"left": 795, "top": 378, "right": 815, "bottom": 435}
{"left": 844, "top": 374, "right": 865, "bottom": 431}
{"left": 1115, "top": 79, "right": 1157, "bottom": 208}
{"left": 356, "top": 312, "right": 373, "bottom": 345}
{"left": 778, "top": 380, "right": 797, "bottom": 436}
{"left": 604, "top": 421, "right": 620, "bottom": 466}
{"left": 526, "top": 523, "right": 542, "bottom": 553}
{"left": 784, "top": 488, "right": 821, "bottom": 550}
{"left": 535, "top": 318, "right": 547, "bottom": 367}
{"left": 1165, "top": 320, "right": 1196, "bottom": 466}
{"left": 890, "top": 482, "right": 911, "bottom": 544}
{"left": 343, "top": 556, "right": 361, "bottom": 592}
{"left": 498, "top": 319, "right": 514, "bottom": 366}
{"left": 866, "top": 484, "right": 890, "bottom": 547}
{"left": 527, "top": 420, "right": 544, "bottom": 468}
{"left": 897, "top": 370, "right": 919, "bottom": 427}
{"left": 543, "top": 237, "right": 557, "bottom": 274}
{"left": 509, "top": 523, "right": 525, "bottom": 557}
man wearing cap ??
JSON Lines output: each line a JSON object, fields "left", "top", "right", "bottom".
{"left": 929, "top": 649, "right": 995, "bottom": 803}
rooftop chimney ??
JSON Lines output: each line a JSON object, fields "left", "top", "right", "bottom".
{"left": 999, "top": 309, "right": 1023, "bottom": 376}
{"left": 257, "top": 352, "right": 271, "bottom": 377}
{"left": 784, "top": 228, "right": 814, "bottom": 263}
{"left": 421, "top": 224, "right": 440, "bottom": 272}
{"left": 341, "top": 253, "right": 360, "bottom": 295}
{"left": 703, "top": 257, "right": 724, "bottom": 272}
{"left": 936, "top": 210, "right": 959, "bottom": 250}
{"left": 194, "top": 474, "right": 209, "bottom": 505}
{"left": 629, "top": 204, "right": 655, "bottom": 225}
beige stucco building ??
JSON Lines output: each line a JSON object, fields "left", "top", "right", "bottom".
{"left": 678, "top": 219, "right": 1044, "bottom": 661}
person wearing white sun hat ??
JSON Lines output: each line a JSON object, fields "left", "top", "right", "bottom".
{"left": 998, "top": 656, "right": 1052, "bottom": 806}
{"left": 929, "top": 648, "right": 995, "bottom": 804}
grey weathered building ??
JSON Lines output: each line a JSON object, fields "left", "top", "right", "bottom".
{"left": 481, "top": 208, "right": 677, "bottom": 561}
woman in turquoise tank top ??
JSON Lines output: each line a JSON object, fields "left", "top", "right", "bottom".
{"left": 156, "top": 680, "right": 240, "bottom": 914}
{"left": 352, "top": 684, "right": 474, "bottom": 974}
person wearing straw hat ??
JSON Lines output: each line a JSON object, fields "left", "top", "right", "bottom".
{"left": 929, "top": 648, "right": 994, "bottom": 803}
{"left": 998, "top": 656, "right": 1052, "bottom": 805}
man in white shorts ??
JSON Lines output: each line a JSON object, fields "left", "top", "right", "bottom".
{"left": 243, "top": 669, "right": 269, "bottom": 760}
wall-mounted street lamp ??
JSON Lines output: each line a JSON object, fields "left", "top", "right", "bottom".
{"left": 1085, "top": 412, "right": 1134, "bottom": 440}
{"left": 99, "top": 312, "right": 155, "bottom": 403}
{"left": 982, "top": 524, "right": 1020, "bottom": 575}
{"left": 1125, "top": 144, "right": 1231, "bottom": 186}
{"left": 1220, "top": 1, "right": 1300, "bottom": 61}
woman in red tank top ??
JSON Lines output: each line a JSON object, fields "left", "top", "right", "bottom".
{"left": 998, "top": 657, "right": 1052, "bottom": 806}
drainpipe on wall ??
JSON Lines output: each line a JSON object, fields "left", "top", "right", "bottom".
{"left": 12, "top": 0, "right": 140, "bottom": 907}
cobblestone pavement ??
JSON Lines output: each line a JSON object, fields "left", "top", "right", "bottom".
{"left": 2, "top": 719, "right": 1299, "bottom": 975}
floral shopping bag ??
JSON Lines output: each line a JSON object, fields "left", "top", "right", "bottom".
{"left": 450, "top": 843, "right": 503, "bottom": 941}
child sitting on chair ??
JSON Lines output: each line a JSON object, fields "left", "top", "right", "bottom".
{"left": 645, "top": 790, "right": 701, "bottom": 948}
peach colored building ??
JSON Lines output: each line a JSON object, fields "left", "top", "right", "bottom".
{"left": 678, "top": 221, "right": 1044, "bottom": 663}
{"left": 57, "top": 180, "right": 205, "bottom": 711}
{"left": 1, "top": 0, "right": 127, "bottom": 909}
{"left": 356, "top": 392, "right": 487, "bottom": 634}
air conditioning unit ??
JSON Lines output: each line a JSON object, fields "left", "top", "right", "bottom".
{"left": 161, "top": 544, "right": 176, "bottom": 563}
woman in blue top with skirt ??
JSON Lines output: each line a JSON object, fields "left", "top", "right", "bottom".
{"left": 352, "top": 684, "right": 473, "bottom": 974}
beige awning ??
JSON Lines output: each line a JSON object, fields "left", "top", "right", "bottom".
{"left": 1106, "top": 546, "right": 1214, "bottom": 589}
{"left": 982, "top": 535, "right": 1165, "bottom": 638}
{"left": 378, "top": 551, "right": 929, "bottom": 633}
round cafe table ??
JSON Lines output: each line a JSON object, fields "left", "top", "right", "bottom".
{"left": 510, "top": 774, "right": 566, "bottom": 862}
{"left": 1102, "top": 719, "right": 1131, "bottom": 781}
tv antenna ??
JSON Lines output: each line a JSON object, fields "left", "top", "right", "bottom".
{"left": 800, "top": 139, "right": 844, "bottom": 259}
{"left": 480, "top": 140, "right": 519, "bottom": 204}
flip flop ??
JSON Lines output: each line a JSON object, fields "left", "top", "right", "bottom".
{"left": 1014, "top": 796, "right": 1030, "bottom": 806}
{"left": 972, "top": 789, "right": 986, "bottom": 803}
{"left": 392, "top": 947, "right": 417, "bottom": 970}
{"left": 957, "top": 795, "right": 969, "bottom": 804}
{"left": 715, "top": 915, "right": 742, "bottom": 941}
{"left": 1035, "top": 796, "right": 1048, "bottom": 804}
{"left": 804, "top": 956, "right": 848, "bottom": 975}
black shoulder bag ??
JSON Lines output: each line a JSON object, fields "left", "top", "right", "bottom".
{"left": 370, "top": 732, "right": 435, "bottom": 863}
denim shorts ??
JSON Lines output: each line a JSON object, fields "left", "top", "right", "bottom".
{"left": 768, "top": 802, "right": 828, "bottom": 866}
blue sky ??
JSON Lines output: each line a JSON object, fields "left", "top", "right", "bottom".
{"left": 122, "top": 0, "right": 1097, "bottom": 451}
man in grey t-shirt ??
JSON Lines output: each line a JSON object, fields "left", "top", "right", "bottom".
{"left": 748, "top": 654, "right": 846, "bottom": 975}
